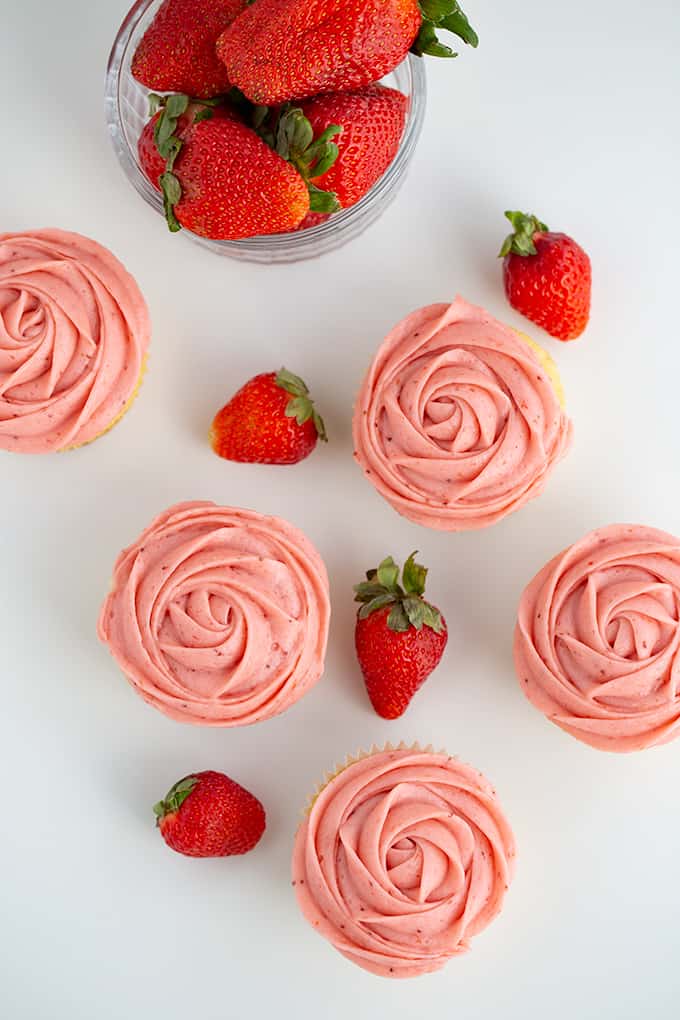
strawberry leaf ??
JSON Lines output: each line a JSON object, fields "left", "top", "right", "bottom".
{"left": 276, "top": 369, "right": 309, "bottom": 397}
{"left": 358, "top": 593, "right": 397, "bottom": 618}
{"left": 388, "top": 604, "right": 411, "bottom": 632}
{"left": 377, "top": 557, "right": 400, "bottom": 591}
{"left": 403, "top": 596, "right": 426, "bottom": 630}
{"left": 423, "top": 603, "right": 445, "bottom": 634}
{"left": 153, "top": 775, "right": 198, "bottom": 823}
{"left": 402, "top": 552, "right": 427, "bottom": 596}
{"left": 413, "top": 1, "right": 478, "bottom": 57}
{"left": 160, "top": 172, "right": 182, "bottom": 233}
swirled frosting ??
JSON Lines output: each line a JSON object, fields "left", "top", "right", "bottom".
{"left": 515, "top": 524, "right": 680, "bottom": 752}
{"left": 0, "top": 229, "right": 150, "bottom": 453}
{"left": 292, "top": 748, "right": 516, "bottom": 977}
{"left": 98, "top": 502, "right": 330, "bottom": 726}
{"left": 353, "top": 296, "right": 573, "bottom": 530}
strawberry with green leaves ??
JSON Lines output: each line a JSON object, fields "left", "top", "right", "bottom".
{"left": 138, "top": 93, "right": 342, "bottom": 237}
{"left": 500, "top": 210, "right": 592, "bottom": 341}
{"left": 210, "top": 369, "right": 327, "bottom": 465}
{"left": 154, "top": 771, "right": 266, "bottom": 858}
{"left": 354, "top": 553, "right": 448, "bottom": 719}
{"left": 216, "top": 0, "right": 478, "bottom": 105}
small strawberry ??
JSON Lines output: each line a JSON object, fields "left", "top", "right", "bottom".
{"left": 216, "top": 0, "right": 478, "bottom": 105}
{"left": 354, "top": 553, "right": 448, "bottom": 719}
{"left": 139, "top": 95, "right": 341, "bottom": 237}
{"left": 153, "top": 771, "right": 266, "bottom": 858}
{"left": 300, "top": 85, "right": 409, "bottom": 210}
{"left": 500, "top": 210, "right": 592, "bottom": 341}
{"left": 210, "top": 369, "right": 327, "bottom": 465}
{"left": 131, "top": 0, "right": 247, "bottom": 98}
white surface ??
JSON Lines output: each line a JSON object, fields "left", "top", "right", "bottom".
{"left": 2, "top": 1, "right": 679, "bottom": 1017}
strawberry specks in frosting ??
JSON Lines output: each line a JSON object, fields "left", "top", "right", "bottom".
{"left": 515, "top": 524, "right": 680, "bottom": 751}
{"left": 98, "top": 501, "right": 330, "bottom": 726}
{"left": 0, "top": 229, "right": 149, "bottom": 453}
{"left": 353, "top": 296, "right": 572, "bottom": 530}
{"left": 292, "top": 749, "right": 516, "bottom": 978}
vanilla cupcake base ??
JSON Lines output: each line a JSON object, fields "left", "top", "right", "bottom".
{"left": 293, "top": 743, "right": 516, "bottom": 978}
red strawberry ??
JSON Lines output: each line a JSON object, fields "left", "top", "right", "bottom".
{"left": 216, "top": 0, "right": 478, "bottom": 105}
{"left": 131, "top": 0, "right": 247, "bottom": 98}
{"left": 295, "top": 212, "right": 331, "bottom": 232}
{"left": 210, "top": 369, "right": 327, "bottom": 465}
{"left": 354, "top": 553, "right": 448, "bottom": 719}
{"left": 153, "top": 771, "right": 266, "bottom": 858}
{"left": 139, "top": 96, "right": 343, "bottom": 237}
{"left": 301, "top": 85, "right": 409, "bottom": 209}
{"left": 500, "top": 211, "right": 592, "bottom": 341}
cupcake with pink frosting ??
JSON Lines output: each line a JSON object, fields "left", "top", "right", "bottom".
{"left": 515, "top": 524, "right": 680, "bottom": 751}
{"left": 292, "top": 745, "right": 516, "bottom": 978}
{"left": 353, "top": 296, "right": 572, "bottom": 530}
{"left": 0, "top": 229, "right": 150, "bottom": 453}
{"left": 98, "top": 501, "right": 330, "bottom": 726}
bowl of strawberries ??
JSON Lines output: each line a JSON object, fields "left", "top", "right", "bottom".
{"left": 106, "top": 0, "right": 477, "bottom": 263}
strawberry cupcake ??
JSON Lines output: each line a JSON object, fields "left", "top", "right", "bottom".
{"left": 0, "top": 229, "right": 149, "bottom": 453}
{"left": 292, "top": 745, "right": 516, "bottom": 977}
{"left": 353, "top": 296, "right": 573, "bottom": 530}
{"left": 515, "top": 525, "right": 680, "bottom": 751}
{"left": 98, "top": 501, "right": 330, "bottom": 725}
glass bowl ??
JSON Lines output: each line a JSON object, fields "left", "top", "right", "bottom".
{"left": 105, "top": 0, "right": 427, "bottom": 264}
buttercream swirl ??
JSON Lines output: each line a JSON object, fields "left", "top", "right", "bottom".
{"left": 515, "top": 524, "right": 680, "bottom": 751}
{"left": 98, "top": 501, "right": 330, "bottom": 726}
{"left": 353, "top": 296, "right": 573, "bottom": 530}
{"left": 0, "top": 229, "right": 149, "bottom": 453}
{"left": 292, "top": 748, "right": 516, "bottom": 978}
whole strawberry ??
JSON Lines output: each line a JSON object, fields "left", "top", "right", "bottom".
{"left": 216, "top": 0, "right": 478, "bottom": 105}
{"left": 354, "top": 553, "right": 448, "bottom": 719}
{"left": 139, "top": 95, "right": 341, "bottom": 237}
{"left": 300, "top": 85, "right": 409, "bottom": 210}
{"left": 153, "top": 771, "right": 266, "bottom": 858}
{"left": 500, "top": 210, "right": 592, "bottom": 341}
{"left": 210, "top": 369, "right": 327, "bottom": 464}
{"left": 132, "top": 0, "right": 247, "bottom": 98}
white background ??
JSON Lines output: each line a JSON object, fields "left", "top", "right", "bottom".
{"left": 2, "top": 1, "right": 679, "bottom": 1017}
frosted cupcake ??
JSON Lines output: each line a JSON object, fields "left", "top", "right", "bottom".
{"left": 0, "top": 229, "right": 149, "bottom": 453}
{"left": 353, "top": 296, "right": 572, "bottom": 530}
{"left": 98, "top": 501, "right": 330, "bottom": 725}
{"left": 292, "top": 745, "right": 516, "bottom": 977}
{"left": 515, "top": 524, "right": 680, "bottom": 751}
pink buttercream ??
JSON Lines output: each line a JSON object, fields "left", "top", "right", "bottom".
{"left": 0, "top": 229, "right": 149, "bottom": 453}
{"left": 292, "top": 749, "right": 516, "bottom": 978}
{"left": 98, "top": 502, "right": 330, "bottom": 726}
{"left": 353, "top": 296, "right": 572, "bottom": 530}
{"left": 515, "top": 524, "right": 680, "bottom": 752}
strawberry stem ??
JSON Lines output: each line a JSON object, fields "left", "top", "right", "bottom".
{"left": 413, "top": 1, "right": 479, "bottom": 59}
{"left": 354, "top": 553, "right": 444, "bottom": 633}
{"left": 499, "top": 210, "right": 550, "bottom": 257}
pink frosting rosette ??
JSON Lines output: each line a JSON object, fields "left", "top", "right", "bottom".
{"left": 515, "top": 524, "right": 680, "bottom": 751}
{"left": 98, "top": 502, "right": 330, "bottom": 726}
{"left": 353, "top": 296, "right": 572, "bottom": 530}
{"left": 0, "top": 229, "right": 149, "bottom": 453}
{"left": 292, "top": 747, "right": 516, "bottom": 978}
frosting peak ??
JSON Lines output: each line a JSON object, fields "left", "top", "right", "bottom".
{"left": 353, "top": 296, "right": 573, "bottom": 530}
